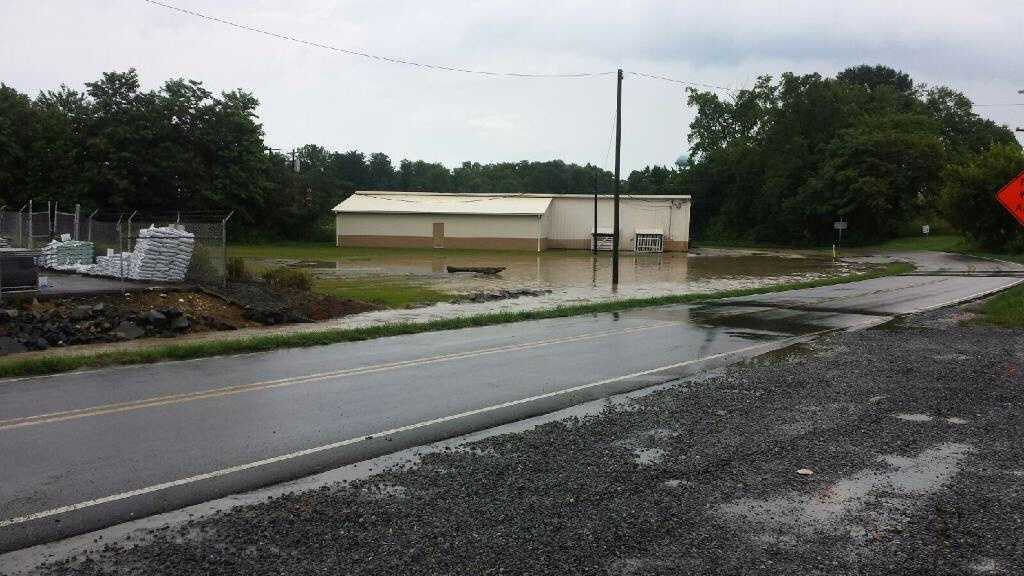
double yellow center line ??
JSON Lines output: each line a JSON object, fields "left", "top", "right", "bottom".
{"left": 0, "top": 321, "right": 680, "bottom": 432}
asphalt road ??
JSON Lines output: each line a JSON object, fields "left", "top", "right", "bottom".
{"left": 0, "top": 268, "right": 1019, "bottom": 552}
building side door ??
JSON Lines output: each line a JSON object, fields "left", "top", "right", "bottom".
{"left": 432, "top": 222, "right": 445, "bottom": 248}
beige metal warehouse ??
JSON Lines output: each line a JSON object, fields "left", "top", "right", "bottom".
{"left": 333, "top": 191, "right": 691, "bottom": 252}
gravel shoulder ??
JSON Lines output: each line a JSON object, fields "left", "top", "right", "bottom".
{"left": 17, "top": 302, "right": 1024, "bottom": 575}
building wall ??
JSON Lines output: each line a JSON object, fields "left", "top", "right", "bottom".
{"left": 545, "top": 196, "right": 690, "bottom": 251}
{"left": 336, "top": 212, "right": 543, "bottom": 251}
{"left": 335, "top": 197, "right": 690, "bottom": 252}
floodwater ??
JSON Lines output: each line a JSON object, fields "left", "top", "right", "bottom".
{"left": 252, "top": 247, "right": 868, "bottom": 301}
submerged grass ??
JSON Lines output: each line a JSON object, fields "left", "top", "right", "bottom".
{"left": 0, "top": 263, "right": 912, "bottom": 379}
{"left": 980, "top": 283, "right": 1024, "bottom": 328}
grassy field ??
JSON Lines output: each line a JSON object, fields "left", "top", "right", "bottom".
{"left": 858, "top": 234, "right": 969, "bottom": 252}
{"left": 313, "top": 277, "right": 451, "bottom": 308}
{"left": 0, "top": 263, "right": 912, "bottom": 379}
{"left": 980, "top": 283, "right": 1024, "bottom": 327}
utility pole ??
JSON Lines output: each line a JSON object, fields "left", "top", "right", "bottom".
{"left": 592, "top": 171, "right": 598, "bottom": 253}
{"left": 612, "top": 69, "right": 623, "bottom": 287}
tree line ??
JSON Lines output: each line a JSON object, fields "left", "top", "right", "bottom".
{"left": 0, "top": 69, "right": 616, "bottom": 241}
{"left": 639, "top": 65, "right": 1024, "bottom": 250}
{"left": 1, "top": 66, "right": 1021, "bottom": 249}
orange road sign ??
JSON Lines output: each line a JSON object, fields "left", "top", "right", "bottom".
{"left": 996, "top": 169, "right": 1024, "bottom": 227}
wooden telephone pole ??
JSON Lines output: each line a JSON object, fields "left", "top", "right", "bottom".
{"left": 612, "top": 69, "right": 623, "bottom": 286}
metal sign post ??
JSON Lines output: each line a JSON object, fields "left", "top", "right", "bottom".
{"left": 833, "top": 219, "right": 848, "bottom": 259}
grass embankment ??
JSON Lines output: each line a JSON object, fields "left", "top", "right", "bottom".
{"left": 698, "top": 234, "right": 1024, "bottom": 264}
{"left": 863, "top": 235, "right": 969, "bottom": 252}
{"left": 980, "top": 283, "right": 1024, "bottom": 328}
{"left": 233, "top": 245, "right": 458, "bottom": 308}
{"left": 314, "top": 278, "right": 451, "bottom": 308}
{"left": 0, "top": 263, "right": 912, "bottom": 379}
{"left": 864, "top": 235, "right": 1024, "bottom": 264}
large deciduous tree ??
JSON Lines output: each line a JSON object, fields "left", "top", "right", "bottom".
{"left": 676, "top": 64, "right": 1019, "bottom": 246}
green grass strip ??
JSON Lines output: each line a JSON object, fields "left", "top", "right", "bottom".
{"left": 0, "top": 263, "right": 912, "bottom": 379}
{"left": 979, "top": 282, "right": 1024, "bottom": 328}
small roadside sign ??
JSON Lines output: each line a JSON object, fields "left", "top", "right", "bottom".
{"left": 996, "top": 169, "right": 1024, "bottom": 227}
{"left": 922, "top": 224, "right": 930, "bottom": 235}
{"left": 833, "top": 221, "right": 848, "bottom": 230}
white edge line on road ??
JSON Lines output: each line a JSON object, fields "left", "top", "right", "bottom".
{"left": 0, "top": 333, "right": 827, "bottom": 530}
{"left": 902, "top": 277, "right": 1024, "bottom": 316}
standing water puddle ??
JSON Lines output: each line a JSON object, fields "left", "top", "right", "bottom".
{"left": 719, "top": 442, "right": 973, "bottom": 540}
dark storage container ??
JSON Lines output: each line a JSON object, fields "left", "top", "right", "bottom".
{"left": 0, "top": 249, "right": 40, "bottom": 293}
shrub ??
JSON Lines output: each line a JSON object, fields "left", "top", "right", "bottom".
{"left": 226, "top": 256, "right": 253, "bottom": 282}
{"left": 187, "top": 246, "right": 219, "bottom": 284}
{"left": 260, "top": 267, "right": 313, "bottom": 292}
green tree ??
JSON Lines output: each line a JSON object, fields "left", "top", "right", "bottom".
{"left": 680, "top": 64, "right": 1018, "bottom": 245}
{"left": 939, "top": 144, "right": 1024, "bottom": 251}
{"left": 367, "top": 152, "right": 396, "bottom": 189}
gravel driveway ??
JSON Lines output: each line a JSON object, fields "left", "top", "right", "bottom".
{"left": 27, "top": 303, "right": 1024, "bottom": 575}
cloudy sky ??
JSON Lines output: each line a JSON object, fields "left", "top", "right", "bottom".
{"left": 2, "top": 0, "right": 1021, "bottom": 173}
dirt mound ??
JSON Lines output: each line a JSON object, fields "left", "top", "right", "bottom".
{"left": 0, "top": 283, "right": 375, "bottom": 355}
{"left": 210, "top": 282, "right": 376, "bottom": 325}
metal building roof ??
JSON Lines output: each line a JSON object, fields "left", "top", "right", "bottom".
{"left": 334, "top": 192, "right": 552, "bottom": 216}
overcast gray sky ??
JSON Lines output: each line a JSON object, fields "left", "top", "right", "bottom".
{"left": 2, "top": 0, "right": 1021, "bottom": 173}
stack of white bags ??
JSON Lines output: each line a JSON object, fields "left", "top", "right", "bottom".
{"left": 39, "top": 237, "right": 95, "bottom": 268}
{"left": 87, "top": 251, "right": 135, "bottom": 277}
{"left": 125, "top": 226, "right": 195, "bottom": 281}
{"left": 33, "top": 226, "right": 196, "bottom": 282}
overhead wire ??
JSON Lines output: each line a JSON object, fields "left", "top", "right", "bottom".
{"left": 626, "top": 71, "right": 740, "bottom": 94}
{"left": 139, "top": 0, "right": 746, "bottom": 197}
{"left": 140, "top": 0, "right": 616, "bottom": 79}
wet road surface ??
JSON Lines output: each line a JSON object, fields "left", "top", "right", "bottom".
{"left": 0, "top": 265, "right": 1019, "bottom": 552}
{"left": 7, "top": 302, "right": 1023, "bottom": 575}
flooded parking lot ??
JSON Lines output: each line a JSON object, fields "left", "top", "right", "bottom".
{"left": 249, "top": 247, "right": 869, "bottom": 302}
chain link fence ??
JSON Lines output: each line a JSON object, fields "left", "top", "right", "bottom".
{"left": 27, "top": 200, "right": 52, "bottom": 249}
{"left": 124, "top": 211, "right": 232, "bottom": 286}
{"left": 0, "top": 204, "right": 232, "bottom": 287}
{"left": 0, "top": 204, "right": 28, "bottom": 247}
{"left": 52, "top": 202, "right": 81, "bottom": 241}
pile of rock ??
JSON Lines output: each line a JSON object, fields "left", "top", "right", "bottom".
{"left": 0, "top": 303, "right": 195, "bottom": 354}
{"left": 127, "top": 226, "right": 195, "bottom": 281}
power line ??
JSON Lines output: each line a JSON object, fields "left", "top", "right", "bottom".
{"left": 602, "top": 109, "right": 617, "bottom": 171}
{"left": 140, "top": 0, "right": 616, "bottom": 79}
{"left": 626, "top": 71, "right": 740, "bottom": 93}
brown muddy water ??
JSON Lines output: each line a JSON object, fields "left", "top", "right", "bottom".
{"left": 251, "top": 248, "right": 869, "bottom": 301}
